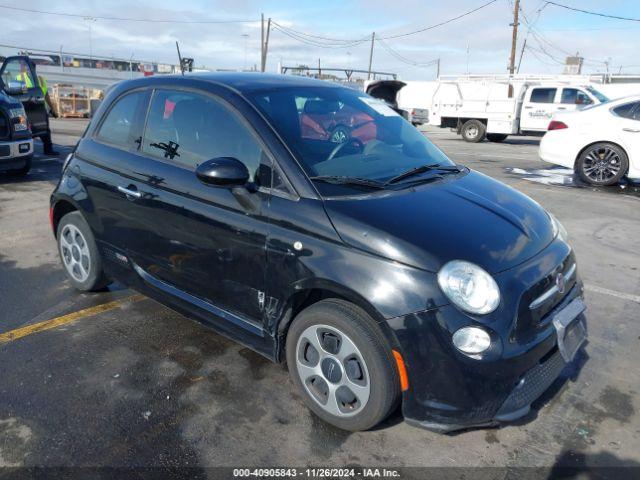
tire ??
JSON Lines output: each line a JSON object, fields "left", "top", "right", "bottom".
{"left": 575, "top": 142, "right": 628, "bottom": 186}
{"left": 461, "top": 119, "right": 486, "bottom": 143}
{"left": 7, "top": 155, "right": 32, "bottom": 176}
{"left": 286, "top": 299, "right": 400, "bottom": 431}
{"left": 487, "top": 134, "right": 508, "bottom": 143}
{"left": 57, "top": 211, "right": 110, "bottom": 291}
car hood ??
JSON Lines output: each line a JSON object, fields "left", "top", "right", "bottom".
{"left": 323, "top": 170, "right": 555, "bottom": 274}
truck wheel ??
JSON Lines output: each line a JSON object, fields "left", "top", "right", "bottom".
{"left": 57, "top": 211, "right": 110, "bottom": 291}
{"left": 461, "top": 120, "right": 486, "bottom": 143}
{"left": 575, "top": 142, "right": 628, "bottom": 186}
{"left": 286, "top": 299, "right": 400, "bottom": 431}
{"left": 8, "top": 155, "right": 32, "bottom": 176}
{"left": 487, "top": 134, "right": 508, "bottom": 143}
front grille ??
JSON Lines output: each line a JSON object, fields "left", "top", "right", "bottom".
{"left": 513, "top": 251, "right": 577, "bottom": 340}
{"left": 496, "top": 348, "right": 565, "bottom": 417}
{"left": 0, "top": 111, "right": 9, "bottom": 140}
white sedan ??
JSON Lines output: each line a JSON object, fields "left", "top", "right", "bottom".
{"left": 539, "top": 95, "right": 640, "bottom": 186}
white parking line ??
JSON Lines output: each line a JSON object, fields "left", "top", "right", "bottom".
{"left": 585, "top": 284, "right": 640, "bottom": 304}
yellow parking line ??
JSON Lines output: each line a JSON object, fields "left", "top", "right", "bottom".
{"left": 0, "top": 294, "right": 145, "bottom": 344}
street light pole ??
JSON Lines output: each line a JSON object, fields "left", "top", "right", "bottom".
{"left": 84, "top": 17, "right": 97, "bottom": 63}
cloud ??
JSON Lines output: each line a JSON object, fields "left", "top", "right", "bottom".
{"left": 0, "top": 0, "right": 638, "bottom": 79}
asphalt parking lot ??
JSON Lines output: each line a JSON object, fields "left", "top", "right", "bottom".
{"left": 1, "top": 119, "right": 639, "bottom": 474}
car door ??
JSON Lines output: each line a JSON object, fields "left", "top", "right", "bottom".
{"left": 611, "top": 100, "right": 640, "bottom": 172}
{"left": 0, "top": 56, "right": 48, "bottom": 137}
{"left": 520, "top": 87, "right": 558, "bottom": 131}
{"left": 74, "top": 88, "right": 151, "bottom": 259}
{"left": 122, "top": 87, "right": 269, "bottom": 328}
{"left": 559, "top": 88, "right": 594, "bottom": 114}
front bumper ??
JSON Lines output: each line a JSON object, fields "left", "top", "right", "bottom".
{"left": 388, "top": 241, "right": 587, "bottom": 433}
{"left": 0, "top": 138, "right": 33, "bottom": 164}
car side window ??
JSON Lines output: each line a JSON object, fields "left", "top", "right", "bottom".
{"left": 142, "top": 90, "right": 262, "bottom": 180}
{"left": 561, "top": 88, "right": 592, "bottom": 106}
{"left": 530, "top": 88, "right": 557, "bottom": 104}
{"left": 0, "top": 58, "right": 36, "bottom": 91}
{"left": 613, "top": 102, "right": 640, "bottom": 120}
{"left": 96, "top": 91, "right": 147, "bottom": 148}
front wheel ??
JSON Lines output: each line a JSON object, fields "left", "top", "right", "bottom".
{"left": 576, "top": 142, "right": 628, "bottom": 186}
{"left": 57, "top": 211, "right": 110, "bottom": 291}
{"left": 461, "top": 119, "right": 486, "bottom": 143}
{"left": 286, "top": 299, "right": 400, "bottom": 431}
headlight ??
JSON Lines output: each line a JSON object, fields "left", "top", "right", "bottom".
{"left": 549, "top": 213, "right": 568, "bottom": 243}
{"left": 9, "top": 108, "right": 28, "bottom": 132}
{"left": 452, "top": 327, "right": 491, "bottom": 354}
{"left": 437, "top": 260, "right": 500, "bottom": 314}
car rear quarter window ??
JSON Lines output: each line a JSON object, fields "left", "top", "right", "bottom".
{"left": 142, "top": 90, "right": 263, "bottom": 180}
{"left": 613, "top": 101, "right": 640, "bottom": 120}
{"left": 96, "top": 91, "right": 147, "bottom": 148}
{"left": 530, "top": 88, "right": 557, "bottom": 104}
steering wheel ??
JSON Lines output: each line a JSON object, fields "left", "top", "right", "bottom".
{"left": 327, "top": 137, "right": 364, "bottom": 161}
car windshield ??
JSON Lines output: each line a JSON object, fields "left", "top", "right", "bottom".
{"left": 248, "top": 86, "right": 456, "bottom": 194}
{"left": 586, "top": 86, "right": 609, "bottom": 103}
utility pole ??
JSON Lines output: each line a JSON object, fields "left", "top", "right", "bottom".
{"left": 261, "top": 13, "right": 264, "bottom": 71}
{"left": 436, "top": 58, "right": 440, "bottom": 78}
{"left": 367, "top": 32, "right": 375, "bottom": 80}
{"left": 516, "top": 38, "right": 527, "bottom": 73}
{"left": 508, "top": 0, "right": 520, "bottom": 97}
{"left": 262, "top": 18, "right": 271, "bottom": 72}
{"left": 318, "top": 58, "right": 321, "bottom": 78}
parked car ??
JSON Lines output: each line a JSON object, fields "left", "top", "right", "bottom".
{"left": 0, "top": 84, "right": 33, "bottom": 175}
{"left": 51, "top": 73, "right": 587, "bottom": 433}
{"left": 0, "top": 56, "right": 49, "bottom": 172}
{"left": 540, "top": 95, "right": 640, "bottom": 186}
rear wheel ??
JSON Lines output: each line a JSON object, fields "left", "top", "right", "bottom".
{"left": 461, "top": 119, "right": 486, "bottom": 143}
{"left": 487, "top": 133, "right": 508, "bottom": 143}
{"left": 576, "top": 142, "right": 628, "bottom": 186}
{"left": 286, "top": 299, "right": 400, "bottom": 431}
{"left": 57, "top": 211, "right": 110, "bottom": 291}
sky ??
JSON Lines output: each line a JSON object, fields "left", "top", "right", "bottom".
{"left": 1, "top": 0, "right": 639, "bottom": 80}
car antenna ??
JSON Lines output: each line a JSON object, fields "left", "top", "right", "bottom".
{"left": 176, "top": 41, "right": 185, "bottom": 76}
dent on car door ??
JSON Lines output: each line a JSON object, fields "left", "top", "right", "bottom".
{"left": 0, "top": 56, "right": 47, "bottom": 135}
{"left": 128, "top": 88, "right": 269, "bottom": 326}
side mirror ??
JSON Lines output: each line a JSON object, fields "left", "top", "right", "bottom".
{"left": 5, "top": 81, "right": 27, "bottom": 95}
{"left": 196, "top": 157, "right": 250, "bottom": 187}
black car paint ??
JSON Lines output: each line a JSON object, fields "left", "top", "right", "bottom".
{"left": 50, "top": 73, "right": 585, "bottom": 432}
{"left": 0, "top": 88, "right": 33, "bottom": 169}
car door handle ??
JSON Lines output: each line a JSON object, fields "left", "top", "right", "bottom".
{"left": 117, "top": 185, "right": 142, "bottom": 199}
{"left": 557, "top": 107, "right": 566, "bottom": 110}
{"left": 623, "top": 128, "right": 640, "bottom": 133}
{"left": 524, "top": 106, "right": 533, "bottom": 109}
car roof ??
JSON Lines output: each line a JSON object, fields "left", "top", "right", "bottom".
{"left": 122, "top": 72, "right": 343, "bottom": 95}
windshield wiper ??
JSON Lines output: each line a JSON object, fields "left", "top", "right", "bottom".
{"left": 385, "top": 163, "right": 461, "bottom": 185}
{"left": 309, "top": 175, "right": 386, "bottom": 189}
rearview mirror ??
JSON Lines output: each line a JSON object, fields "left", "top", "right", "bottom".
{"left": 196, "top": 157, "right": 250, "bottom": 187}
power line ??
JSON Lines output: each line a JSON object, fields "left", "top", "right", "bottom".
{"left": 379, "top": 0, "right": 498, "bottom": 39}
{"left": 0, "top": 4, "right": 255, "bottom": 23}
{"left": 544, "top": 1, "right": 640, "bottom": 22}
{"left": 376, "top": 38, "right": 438, "bottom": 68}
{"left": 271, "top": 24, "right": 368, "bottom": 49}
{"left": 271, "top": 22, "right": 369, "bottom": 44}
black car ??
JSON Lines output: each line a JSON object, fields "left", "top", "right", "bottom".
{"left": 50, "top": 73, "right": 587, "bottom": 432}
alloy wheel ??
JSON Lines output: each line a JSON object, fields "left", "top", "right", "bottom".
{"left": 295, "top": 324, "right": 370, "bottom": 417}
{"left": 582, "top": 145, "right": 621, "bottom": 183}
{"left": 60, "top": 224, "right": 91, "bottom": 282}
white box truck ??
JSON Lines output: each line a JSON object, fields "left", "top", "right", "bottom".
{"left": 430, "top": 78, "right": 609, "bottom": 142}
{"left": 366, "top": 76, "right": 611, "bottom": 142}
